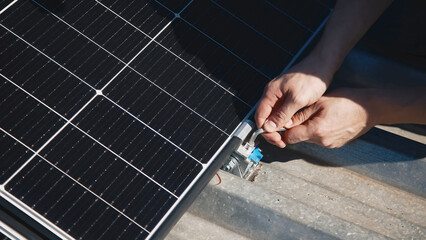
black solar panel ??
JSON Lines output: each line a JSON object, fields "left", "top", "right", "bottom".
{"left": 0, "top": 231, "right": 10, "bottom": 240}
{"left": 0, "top": 0, "right": 330, "bottom": 239}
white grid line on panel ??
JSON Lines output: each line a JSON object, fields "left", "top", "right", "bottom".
{"left": 0, "top": 73, "right": 181, "bottom": 197}
{"left": 0, "top": 128, "right": 39, "bottom": 183}
{"left": 118, "top": 36, "right": 238, "bottom": 134}
{"left": 37, "top": 0, "right": 150, "bottom": 63}
{"left": 29, "top": 0, "right": 125, "bottom": 65}
{"left": 0, "top": 0, "right": 18, "bottom": 15}
{"left": 99, "top": 21, "right": 173, "bottom": 91}
{"left": 122, "top": 65, "right": 230, "bottom": 136}
{"left": 49, "top": 0, "right": 148, "bottom": 61}
{"left": 3, "top": 2, "right": 117, "bottom": 85}
{"left": 1, "top": 23, "right": 210, "bottom": 162}
{"left": 91, "top": 1, "right": 172, "bottom": 57}
{"left": 0, "top": 98, "right": 62, "bottom": 151}
{"left": 153, "top": 0, "right": 294, "bottom": 84}
{"left": 145, "top": 40, "right": 257, "bottom": 108}
{"left": 153, "top": 37, "right": 252, "bottom": 102}
{"left": 95, "top": 0, "right": 253, "bottom": 107}
{"left": 0, "top": 128, "right": 150, "bottom": 235}
{"left": 27, "top": 0, "right": 232, "bottom": 135}
{"left": 210, "top": 0, "right": 295, "bottom": 56}
{"left": 0, "top": 24, "right": 97, "bottom": 91}
{"left": 63, "top": 119, "right": 181, "bottom": 198}
{"left": 139, "top": 38, "right": 253, "bottom": 108}
{"left": 103, "top": 95, "right": 204, "bottom": 166}
{"left": 178, "top": 16, "right": 272, "bottom": 79}
{"left": 99, "top": 10, "right": 175, "bottom": 91}
{"left": 0, "top": 93, "right": 98, "bottom": 187}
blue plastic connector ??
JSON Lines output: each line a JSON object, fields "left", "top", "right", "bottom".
{"left": 248, "top": 147, "right": 263, "bottom": 163}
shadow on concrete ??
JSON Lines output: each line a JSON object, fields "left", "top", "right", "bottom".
{"left": 260, "top": 126, "right": 426, "bottom": 166}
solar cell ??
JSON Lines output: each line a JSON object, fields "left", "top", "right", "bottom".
{"left": 0, "top": 77, "right": 65, "bottom": 150}
{"left": 0, "top": 29, "right": 94, "bottom": 118}
{"left": 95, "top": 0, "right": 174, "bottom": 37}
{"left": 213, "top": 0, "right": 313, "bottom": 54}
{"left": 72, "top": 96, "right": 202, "bottom": 195}
{"left": 1, "top": 0, "right": 124, "bottom": 88}
{"left": 37, "top": 126, "right": 177, "bottom": 231}
{"left": 6, "top": 157, "right": 149, "bottom": 239}
{"left": 181, "top": 1, "right": 294, "bottom": 78}
{"left": 103, "top": 68, "right": 229, "bottom": 162}
{"left": 127, "top": 43, "right": 250, "bottom": 134}
{"left": 35, "top": 0, "right": 171, "bottom": 62}
{"left": 0, "top": 0, "right": 330, "bottom": 239}
{"left": 0, "top": 130, "right": 33, "bottom": 183}
{"left": 157, "top": 19, "right": 269, "bottom": 106}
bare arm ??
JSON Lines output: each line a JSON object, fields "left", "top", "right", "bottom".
{"left": 372, "top": 88, "right": 426, "bottom": 125}
{"left": 311, "top": 0, "right": 394, "bottom": 74}
{"left": 255, "top": 0, "right": 393, "bottom": 148}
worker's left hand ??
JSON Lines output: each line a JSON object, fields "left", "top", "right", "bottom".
{"left": 283, "top": 88, "right": 377, "bottom": 148}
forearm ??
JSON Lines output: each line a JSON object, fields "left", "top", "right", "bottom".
{"left": 307, "top": 0, "right": 393, "bottom": 79}
{"left": 370, "top": 88, "right": 426, "bottom": 125}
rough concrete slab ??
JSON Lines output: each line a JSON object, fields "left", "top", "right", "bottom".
{"left": 165, "top": 212, "right": 250, "bottom": 240}
{"left": 258, "top": 161, "right": 425, "bottom": 238}
{"left": 168, "top": 138, "right": 425, "bottom": 240}
{"left": 267, "top": 160, "right": 426, "bottom": 228}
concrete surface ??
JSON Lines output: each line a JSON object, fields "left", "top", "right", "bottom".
{"left": 168, "top": 157, "right": 425, "bottom": 240}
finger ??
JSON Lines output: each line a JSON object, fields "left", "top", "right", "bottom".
{"left": 255, "top": 87, "right": 279, "bottom": 128}
{"left": 285, "top": 105, "right": 318, "bottom": 128}
{"left": 284, "top": 124, "right": 314, "bottom": 144}
{"left": 263, "top": 95, "right": 300, "bottom": 132}
{"left": 261, "top": 132, "right": 286, "bottom": 148}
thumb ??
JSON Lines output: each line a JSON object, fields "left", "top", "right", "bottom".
{"left": 284, "top": 124, "right": 313, "bottom": 144}
{"left": 283, "top": 106, "right": 318, "bottom": 144}
{"left": 263, "top": 96, "right": 300, "bottom": 132}
{"left": 286, "top": 104, "right": 318, "bottom": 128}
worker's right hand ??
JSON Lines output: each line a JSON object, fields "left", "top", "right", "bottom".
{"left": 255, "top": 56, "right": 333, "bottom": 148}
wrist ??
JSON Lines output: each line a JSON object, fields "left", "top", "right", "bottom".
{"left": 295, "top": 53, "right": 336, "bottom": 87}
{"left": 366, "top": 88, "right": 424, "bottom": 125}
{"left": 307, "top": 44, "right": 344, "bottom": 80}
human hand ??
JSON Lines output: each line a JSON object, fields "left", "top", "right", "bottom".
{"left": 255, "top": 56, "right": 333, "bottom": 148}
{"left": 283, "top": 88, "right": 377, "bottom": 148}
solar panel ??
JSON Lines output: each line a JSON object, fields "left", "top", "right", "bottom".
{"left": 0, "top": 0, "right": 331, "bottom": 239}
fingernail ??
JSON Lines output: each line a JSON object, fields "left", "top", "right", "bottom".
{"left": 285, "top": 119, "right": 293, "bottom": 128}
{"left": 266, "top": 120, "right": 277, "bottom": 130}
